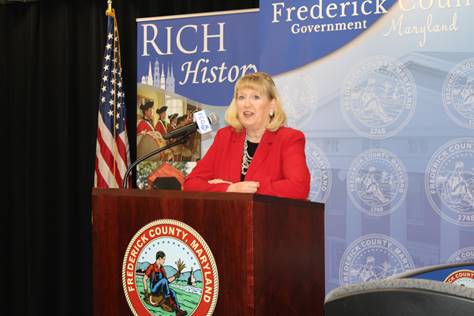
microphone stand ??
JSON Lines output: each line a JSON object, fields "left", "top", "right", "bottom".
{"left": 122, "top": 132, "right": 192, "bottom": 189}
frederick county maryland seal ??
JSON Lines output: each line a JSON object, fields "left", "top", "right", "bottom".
{"left": 277, "top": 74, "right": 318, "bottom": 127}
{"left": 347, "top": 149, "right": 408, "bottom": 216}
{"left": 339, "top": 234, "right": 415, "bottom": 285}
{"left": 425, "top": 138, "right": 474, "bottom": 226}
{"left": 442, "top": 57, "right": 474, "bottom": 129}
{"left": 447, "top": 247, "right": 474, "bottom": 264}
{"left": 305, "top": 142, "right": 332, "bottom": 203}
{"left": 122, "top": 219, "right": 219, "bottom": 316}
{"left": 444, "top": 269, "right": 474, "bottom": 288}
{"left": 341, "top": 55, "right": 416, "bottom": 139}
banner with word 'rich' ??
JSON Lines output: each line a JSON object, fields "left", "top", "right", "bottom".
{"left": 135, "top": 9, "right": 259, "bottom": 189}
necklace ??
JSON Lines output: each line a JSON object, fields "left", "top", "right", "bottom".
{"left": 241, "top": 136, "right": 253, "bottom": 176}
{"left": 245, "top": 133, "right": 262, "bottom": 143}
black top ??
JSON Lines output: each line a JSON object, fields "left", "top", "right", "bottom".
{"left": 241, "top": 140, "right": 259, "bottom": 181}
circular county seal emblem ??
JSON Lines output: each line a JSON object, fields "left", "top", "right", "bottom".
{"left": 122, "top": 219, "right": 219, "bottom": 315}
{"left": 447, "top": 247, "right": 474, "bottom": 264}
{"left": 277, "top": 76, "right": 318, "bottom": 127}
{"left": 444, "top": 270, "right": 474, "bottom": 288}
{"left": 425, "top": 138, "right": 474, "bottom": 226}
{"left": 341, "top": 55, "right": 416, "bottom": 139}
{"left": 339, "top": 234, "right": 415, "bottom": 285}
{"left": 305, "top": 142, "right": 332, "bottom": 203}
{"left": 347, "top": 149, "right": 408, "bottom": 216}
{"left": 442, "top": 58, "right": 474, "bottom": 129}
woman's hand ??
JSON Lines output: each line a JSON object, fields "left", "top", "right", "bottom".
{"left": 208, "top": 179, "right": 233, "bottom": 184}
{"left": 208, "top": 179, "right": 259, "bottom": 193}
{"left": 226, "top": 181, "right": 260, "bottom": 193}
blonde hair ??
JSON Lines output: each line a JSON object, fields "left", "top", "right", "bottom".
{"left": 225, "top": 72, "right": 287, "bottom": 132}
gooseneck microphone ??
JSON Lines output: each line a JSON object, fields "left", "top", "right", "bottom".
{"left": 122, "top": 111, "right": 218, "bottom": 188}
{"left": 163, "top": 112, "right": 218, "bottom": 140}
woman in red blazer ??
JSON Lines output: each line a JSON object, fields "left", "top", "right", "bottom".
{"left": 183, "top": 72, "right": 310, "bottom": 200}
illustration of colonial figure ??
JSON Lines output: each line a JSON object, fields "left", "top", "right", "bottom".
{"left": 360, "top": 78, "right": 392, "bottom": 124}
{"left": 445, "top": 161, "right": 474, "bottom": 208}
{"left": 155, "top": 106, "right": 169, "bottom": 137}
{"left": 356, "top": 256, "right": 393, "bottom": 282}
{"left": 143, "top": 251, "right": 187, "bottom": 316}
{"left": 137, "top": 100, "right": 155, "bottom": 134}
{"left": 357, "top": 256, "right": 376, "bottom": 282}
{"left": 460, "top": 78, "right": 474, "bottom": 108}
{"left": 361, "top": 167, "right": 389, "bottom": 204}
{"left": 168, "top": 113, "right": 179, "bottom": 133}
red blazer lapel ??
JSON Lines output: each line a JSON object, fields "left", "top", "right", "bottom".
{"left": 245, "top": 130, "right": 275, "bottom": 179}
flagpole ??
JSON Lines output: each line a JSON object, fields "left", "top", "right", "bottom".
{"left": 106, "top": 0, "right": 117, "bottom": 180}
{"left": 106, "top": 0, "right": 114, "bottom": 17}
{"left": 110, "top": 0, "right": 118, "bottom": 184}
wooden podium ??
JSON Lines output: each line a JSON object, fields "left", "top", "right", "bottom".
{"left": 92, "top": 188, "right": 325, "bottom": 315}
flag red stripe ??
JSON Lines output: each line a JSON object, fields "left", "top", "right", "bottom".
{"left": 96, "top": 128, "right": 116, "bottom": 187}
{"left": 97, "top": 124, "right": 123, "bottom": 187}
{"left": 95, "top": 156, "right": 108, "bottom": 187}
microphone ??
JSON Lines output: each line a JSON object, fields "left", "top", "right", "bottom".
{"left": 163, "top": 110, "right": 218, "bottom": 140}
{"left": 122, "top": 111, "right": 218, "bottom": 188}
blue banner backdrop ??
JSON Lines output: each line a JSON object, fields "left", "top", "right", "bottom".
{"left": 135, "top": 9, "right": 260, "bottom": 188}
{"left": 259, "top": 0, "right": 474, "bottom": 293}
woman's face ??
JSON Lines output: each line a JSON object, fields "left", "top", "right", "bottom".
{"left": 236, "top": 87, "right": 275, "bottom": 132}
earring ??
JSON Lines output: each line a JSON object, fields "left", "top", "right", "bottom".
{"left": 269, "top": 111, "right": 275, "bottom": 118}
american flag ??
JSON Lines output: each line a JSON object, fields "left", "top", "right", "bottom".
{"left": 94, "top": 10, "right": 130, "bottom": 188}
